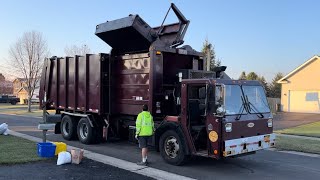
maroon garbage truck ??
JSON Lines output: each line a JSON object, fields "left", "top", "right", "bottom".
{"left": 39, "top": 3, "right": 275, "bottom": 165}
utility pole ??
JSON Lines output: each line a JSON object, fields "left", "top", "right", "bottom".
{"left": 206, "top": 48, "right": 211, "bottom": 71}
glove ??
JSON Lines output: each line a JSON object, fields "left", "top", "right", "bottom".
{"left": 135, "top": 135, "right": 138, "bottom": 140}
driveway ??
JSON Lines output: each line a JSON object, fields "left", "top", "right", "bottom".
{"left": 273, "top": 112, "right": 320, "bottom": 130}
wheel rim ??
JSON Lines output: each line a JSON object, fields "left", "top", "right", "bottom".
{"left": 79, "top": 123, "right": 88, "bottom": 139}
{"left": 62, "top": 121, "right": 70, "bottom": 136}
{"left": 164, "top": 136, "right": 180, "bottom": 159}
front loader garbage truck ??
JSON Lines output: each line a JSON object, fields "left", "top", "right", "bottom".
{"left": 39, "top": 3, "right": 275, "bottom": 165}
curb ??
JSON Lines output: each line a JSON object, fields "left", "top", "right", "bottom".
{"left": 276, "top": 133, "right": 320, "bottom": 141}
{"left": 8, "top": 130, "right": 195, "bottom": 180}
{"left": 268, "top": 148, "right": 320, "bottom": 158}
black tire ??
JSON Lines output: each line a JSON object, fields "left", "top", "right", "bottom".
{"left": 61, "top": 115, "right": 77, "bottom": 140}
{"left": 77, "top": 118, "right": 96, "bottom": 144}
{"left": 159, "top": 130, "right": 189, "bottom": 165}
{"left": 11, "top": 101, "right": 17, "bottom": 105}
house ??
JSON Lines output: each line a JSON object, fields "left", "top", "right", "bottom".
{"left": 277, "top": 55, "right": 320, "bottom": 113}
{"left": 0, "top": 73, "right": 5, "bottom": 82}
{"left": 0, "top": 81, "right": 13, "bottom": 95}
{"left": 13, "top": 78, "right": 40, "bottom": 104}
{"left": 0, "top": 73, "right": 13, "bottom": 95}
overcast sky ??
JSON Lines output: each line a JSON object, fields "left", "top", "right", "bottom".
{"left": 0, "top": 0, "right": 319, "bottom": 81}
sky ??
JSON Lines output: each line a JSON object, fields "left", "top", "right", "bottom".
{"left": 0, "top": 0, "right": 319, "bottom": 82}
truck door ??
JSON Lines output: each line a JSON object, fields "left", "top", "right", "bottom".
{"left": 186, "top": 84, "right": 208, "bottom": 152}
{"left": 205, "top": 84, "right": 222, "bottom": 158}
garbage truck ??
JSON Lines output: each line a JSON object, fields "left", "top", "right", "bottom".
{"left": 39, "top": 3, "right": 275, "bottom": 165}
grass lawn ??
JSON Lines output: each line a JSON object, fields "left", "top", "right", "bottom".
{"left": 0, "top": 104, "right": 38, "bottom": 109}
{"left": 275, "top": 121, "right": 320, "bottom": 138}
{"left": 0, "top": 135, "right": 46, "bottom": 165}
{"left": 276, "top": 136, "right": 320, "bottom": 154}
{"left": 0, "top": 108, "right": 55, "bottom": 117}
{"left": 2, "top": 110, "right": 44, "bottom": 116}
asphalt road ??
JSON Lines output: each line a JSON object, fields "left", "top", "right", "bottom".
{"left": 1, "top": 114, "right": 320, "bottom": 180}
{"left": 0, "top": 158, "right": 152, "bottom": 180}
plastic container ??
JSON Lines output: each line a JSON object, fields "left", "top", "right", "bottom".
{"left": 37, "top": 142, "right": 56, "bottom": 157}
{"left": 53, "top": 142, "right": 67, "bottom": 155}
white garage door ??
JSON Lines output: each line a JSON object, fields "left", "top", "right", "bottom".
{"left": 289, "top": 90, "right": 320, "bottom": 113}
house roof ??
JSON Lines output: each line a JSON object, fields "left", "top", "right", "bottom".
{"left": 13, "top": 78, "right": 27, "bottom": 83}
{"left": 17, "top": 87, "right": 27, "bottom": 93}
{"left": 277, "top": 55, "right": 320, "bottom": 84}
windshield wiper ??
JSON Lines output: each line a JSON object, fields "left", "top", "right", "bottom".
{"left": 235, "top": 96, "right": 247, "bottom": 120}
{"left": 245, "top": 95, "right": 264, "bottom": 118}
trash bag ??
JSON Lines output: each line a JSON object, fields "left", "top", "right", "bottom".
{"left": 0, "top": 123, "right": 9, "bottom": 135}
{"left": 57, "top": 151, "right": 72, "bottom": 165}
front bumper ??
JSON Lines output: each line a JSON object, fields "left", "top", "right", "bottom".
{"left": 223, "top": 134, "right": 276, "bottom": 157}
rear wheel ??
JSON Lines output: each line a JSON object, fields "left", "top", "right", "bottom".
{"left": 77, "top": 118, "right": 96, "bottom": 144}
{"left": 61, "top": 115, "right": 77, "bottom": 140}
{"left": 11, "top": 101, "right": 17, "bottom": 105}
{"left": 159, "top": 130, "right": 189, "bottom": 165}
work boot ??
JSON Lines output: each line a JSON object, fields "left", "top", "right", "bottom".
{"left": 136, "top": 161, "right": 147, "bottom": 166}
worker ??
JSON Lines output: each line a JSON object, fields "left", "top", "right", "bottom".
{"left": 135, "top": 104, "right": 154, "bottom": 165}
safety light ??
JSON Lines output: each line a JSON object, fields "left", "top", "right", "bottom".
{"left": 267, "top": 119, "right": 273, "bottom": 127}
{"left": 225, "top": 123, "right": 232, "bottom": 132}
{"left": 156, "top": 51, "right": 162, "bottom": 55}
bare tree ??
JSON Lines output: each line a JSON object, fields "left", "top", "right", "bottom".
{"left": 64, "top": 44, "right": 91, "bottom": 56}
{"left": 8, "top": 31, "right": 49, "bottom": 112}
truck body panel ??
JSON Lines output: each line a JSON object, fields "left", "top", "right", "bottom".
{"left": 40, "top": 54, "right": 109, "bottom": 115}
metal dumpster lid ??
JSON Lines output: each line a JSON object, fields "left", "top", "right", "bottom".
{"left": 95, "top": 15, "right": 157, "bottom": 53}
{"left": 95, "top": 3, "right": 190, "bottom": 53}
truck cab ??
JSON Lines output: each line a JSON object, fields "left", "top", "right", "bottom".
{"left": 181, "top": 79, "right": 275, "bottom": 159}
{"left": 157, "top": 78, "right": 275, "bottom": 164}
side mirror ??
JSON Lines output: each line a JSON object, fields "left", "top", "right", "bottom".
{"left": 216, "top": 106, "right": 226, "bottom": 117}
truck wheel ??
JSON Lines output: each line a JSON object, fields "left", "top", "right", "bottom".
{"left": 61, "top": 115, "right": 77, "bottom": 140}
{"left": 77, "top": 118, "right": 95, "bottom": 144}
{"left": 159, "top": 130, "right": 189, "bottom": 165}
{"left": 11, "top": 101, "right": 17, "bottom": 105}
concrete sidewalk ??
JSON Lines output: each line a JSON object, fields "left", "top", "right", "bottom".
{"left": 276, "top": 133, "right": 320, "bottom": 141}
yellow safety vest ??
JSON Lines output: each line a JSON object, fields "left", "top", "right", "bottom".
{"left": 135, "top": 111, "right": 154, "bottom": 136}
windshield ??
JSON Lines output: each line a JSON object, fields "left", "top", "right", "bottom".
{"left": 224, "top": 85, "right": 245, "bottom": 115}
{"left": 242, "top": 85, "right": 270, "bottom": 113}
{"left": 214, "top": 84, "right": 270, "bottom": 116}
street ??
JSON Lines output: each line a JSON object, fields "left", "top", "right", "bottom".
{"left": 1, "top": 113, "right": 320, "bottom": 180}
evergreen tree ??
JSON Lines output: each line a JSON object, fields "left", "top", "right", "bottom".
{"left": 258, "top": 76, "right": 270, "bottom": 96}
{"left": 246, "top": 72, "right": 259, "bottom": 80}
{"left": 202, "top": 38, "right": 220, "bottom": 71}
{"left": 238, "top": 71, "right": 247, "bottom": 80}
{"left": 270, "top": 72, "right": 283, "bottom": 98}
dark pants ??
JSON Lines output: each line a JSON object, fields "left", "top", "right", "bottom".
{"left": 138, "top": 136, "right": 150, "bottom": 148}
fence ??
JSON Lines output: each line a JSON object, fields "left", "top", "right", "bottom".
{"left": 267, "top": 97, "right": 281, "bottom": 113}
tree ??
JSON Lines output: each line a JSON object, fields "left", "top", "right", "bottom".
{"left": 258, "top": 76, "right": 270, "bottom": 97}
{"left": 238, "top": 71, "right": 247, "bottom": 80}
{"left": 202, "top": 38, "right": 220, "bottom": 71}
{"left": 9, "top": 31, "right": 49, "bottom": 112}
{"left": 269, "top": 72, "right": 283, "bottom": 98}
{"left": 64, "top": 44, "right": 91, "bottom": 56}
{"left": 246, "top": 72, "right": 259, "bottom": 80}
{"left": 238, "top": 71, "right": 271, "bottom": 96}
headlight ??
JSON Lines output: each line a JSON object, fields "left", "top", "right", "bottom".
{"left": 268, "top": 119, "right": 273, "bottom": 127}
{"left": 225, "top": 123, "right": 232, "bottom": 132}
